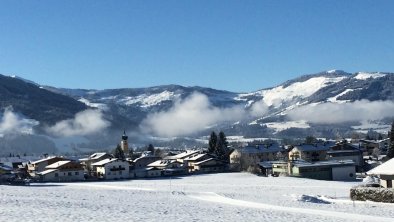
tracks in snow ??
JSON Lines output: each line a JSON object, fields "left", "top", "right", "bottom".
{"left": 188, "top": 192, "right": 393, "bottom": 222}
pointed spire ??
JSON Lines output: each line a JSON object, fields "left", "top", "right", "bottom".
{"left": 122, "top": 129, "right": 128, "bottom": 140}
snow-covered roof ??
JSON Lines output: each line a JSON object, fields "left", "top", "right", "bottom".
{"left": 183, "top": 153, "right": 210, "bottom": 161}
{"left": 240, "top": 143, "right": 284, "bottom": 154}
{"left": 133, "top": 156, "right": 160, "bottom": 163}
{"left": 45, "top": 161, "right": 71, "bottom": 169}
{"left": 31, "top": 156, "right": 63, "bottom": 165}
{"left": 293, "top": 142, "right": 334, "bottom": 152}
{"left": 147, "top": 159, "right": 177, "bottom": 167}
{"left": 91, "top": 158, "right": 120, "bottom": 166}
{"left": 194, "top": 158, "right": 224, "bottom": 166}
{"left": 171, "top": 150, "right": 200, "bottom": 159}
{"left": 80, "top": 153, "right": 110, "bottom": 161}
{"left": 37, "top": 169, "right": 58, "bottom": 175}
{"left": 367, "top": 158, "right": 394, "bottom": 176}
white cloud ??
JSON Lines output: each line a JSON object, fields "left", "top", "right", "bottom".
{"left": 288, "top": 100, "right": 394, "bottom": 124}
{"left": 0, "top": 109, "right": 39, "bottom": 135}
{"left": 250, "top": 100, "right": 269, "bottom": 117}
{"left": 46, "top": 109, "right": 110, "bottom": 137}
{"left": 141, "top": 92, "right": 245, "bottom": 137}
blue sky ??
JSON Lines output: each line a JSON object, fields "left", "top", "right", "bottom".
{"left": 0, "top": 0, "right": 393, "bottom": 92}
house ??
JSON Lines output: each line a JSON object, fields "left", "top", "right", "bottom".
{"left": 229, "top": 143, "right": 286, "bottom": 171}
{"left": 27, "top": 156, "right": 67, "bottom": 175}
{"left": 79, "top": 153, "right": 113, "bottom": 176}
{"left": 37, "top": 160, "right": 85, "bottom": 182}
{"left": 288, "top": 142, "right": 334, "bottom": 162}
{"left": 91, "top": 158, "right": 130, "bottom": 180}
{"left": 147, "top": 159, "right": 186, "bottom": 176}
{"left": 184, "top": 153, "right": 215, "bottom": 173}
{"left": 360, "top": 139, "right": 390, "bottom": 155}
{"left": 145, "top": 167, "right": 162, "bottom": 177}
{"left": 192, "top": 158, "right": 226, "bottom": 173}
{"left": 289, "top": 160, "right": 356, "bottom": 181}
{"left": 367, "top": 158, "right": 394, "bottom": 188}
{"left": 327, "top": 141, "right": 364, "bottom": 171}
{"left": 0, "top": 163, "right": 13, "bottom": 175}
{"left": 165, "top": 150, "right": 200, "bottom": 163}
{"left": 258, "top": 161, "right": 288, "bottom": 176}
{"left": 131, "top": 156, "right": 161, "bottom": 178}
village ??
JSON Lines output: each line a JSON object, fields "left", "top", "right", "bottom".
{"left": 1, "top": 124, "right": 394, "bottom": 204}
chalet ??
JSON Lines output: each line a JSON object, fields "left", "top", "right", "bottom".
{"left": 184, "top": 153, "right": 215, "bottom": 173}
{"left": 192, "top": 158, "right": 226, "bottom": 173}
{"left": 91, "top": 158, "right": 129, "bottom": 180}
{"left": 327, "top": 142, "right": 363, "bottom": 171}
{"left": 288, "top": 142, "right": 334, "bottom": 162}
{"left": 146, "top": 159, "right": 184, "bottom": 176}
{"left": 131, "top": 156, "right": 161, "bottom": 178}
{"left": 79, "top": 153, "right": 113, "bottom": 176}
{"left": 165, "top": 150, "right": 200, "bottom": 164}
{"left": 27, "top": 156, "right": 67, "bottom": 175}
{"left": 360, "top": 139, "right": 390, "bottom": 155}
{"left": 367, "top": 158, "right": 394, "bottom": 188}
{"left": 38, "top": 160, "right": 84, "bottom": 182}
{"left": 229, "top": 143, "right": 286, "bottom": 171}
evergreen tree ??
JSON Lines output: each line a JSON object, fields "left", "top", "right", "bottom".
{"left": 114, "top": 144, "right": 125, "bottom": 160}
{"left": 147, "top": 144, "right": 155, "bottom": 153}
{"left": 215, "top": 131, "right": 229, "bottom": 161}
{"left": 208, "top": 131, "right": 217, "bottom": 154}
{"left": 387, "top": 122, "right": 394, "bottom": 159}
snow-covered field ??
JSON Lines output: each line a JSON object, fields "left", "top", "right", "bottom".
{"left": 1, "top": 173, "right": 394, "bottom": 222}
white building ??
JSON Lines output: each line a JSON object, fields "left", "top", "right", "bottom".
{"left": 367, "top": 158, "right": 394, "bottom": 188}
{"left": 38, "top": 160, "right": 85, "bottom": 182}
{"left": 92, "top": 158, "right": 130, "bottom": 180}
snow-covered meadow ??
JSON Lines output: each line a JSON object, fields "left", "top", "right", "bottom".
{"left": 1, "top": 173, "right": 394, "bottom": 222}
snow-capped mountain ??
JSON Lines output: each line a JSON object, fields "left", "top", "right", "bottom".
{"left": 1, "top": 70, "right": 394, "bottom": 154}
{"left": 43, "top": 70, "right": 394, "bottom": 138}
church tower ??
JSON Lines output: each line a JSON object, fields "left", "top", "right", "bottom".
{"left": 121, "top": 130, "right": 129, "bottom": 154}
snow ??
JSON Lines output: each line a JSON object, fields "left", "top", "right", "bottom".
{"left": 327, "top": 69, "right": 339, "bottom": 74}
{"left": 119, "top": 91, "right": 179, "bottom": 107}
{"left": 327, "top": 89, "right": 356, "bottom": 103}
{"left": 265, "top": 121, "right": 310, "bottom": 133}
{"left": 258, "top": 76, "right": 346, "bottom": 107}
{"left": 351, "top": 121, "right": 391, "bottom": 134}
{"left": 78, "top": 98, "right": 108, "bottom": 110}
{"left": 367, "top": 158, "right": 394, "bottom": 176}
{"left": 354, "top": 72, "right": 386, "bottom": 80}
{"left": 1, "top": 173, "right": 393, "bottom": 222}
{"left": 9, "top": 75, "right": 40, "bottom": 86}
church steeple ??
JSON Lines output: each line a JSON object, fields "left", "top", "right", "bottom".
{"left": 122, "top": 130, "right": 128, "bottom": 141}
{"left": 120, "top": 130, "right": 129, "bottom": 154}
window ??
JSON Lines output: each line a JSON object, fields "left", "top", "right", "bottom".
{"left": 54, "top": 173, "right": 58, "bottom": 177}
{"left": 119, "top": 171, "right": 122, "bottom": 175}
{"left": 75, "top": 172, "right": 79, "bottom": 175}
{"left": 68, "top": 172, "right": 72, "bottom": 176}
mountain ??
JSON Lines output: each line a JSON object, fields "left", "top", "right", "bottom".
{"left": 1, "top": 70, "right": 394, "bottom": 154}
{"left": 45, "top": 70, "right": 394, "bottom": 137}
{"left": 0, "top": 74, "right": 87, "bottom": 125}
